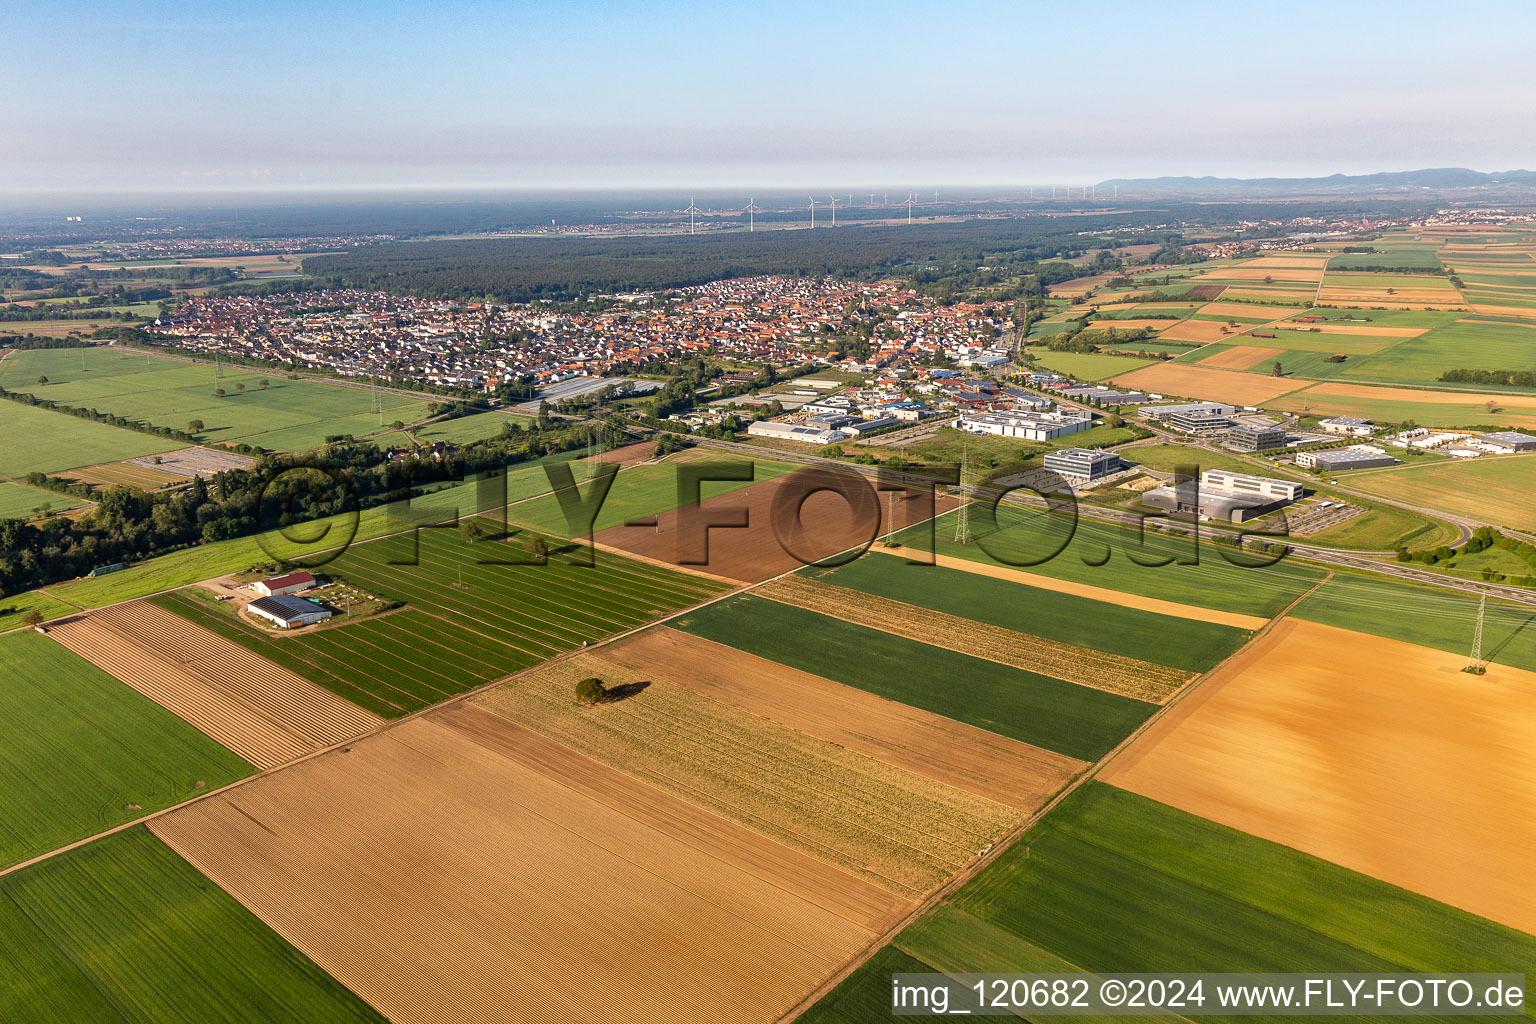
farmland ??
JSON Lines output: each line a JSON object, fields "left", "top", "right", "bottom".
{"left": 803, "top": 784, "right": 1536, "bottom": 1019}
{"left": 1339, "top": 318, "right": 1536, "bottom": 384}
{"left": 590, "top": 626, "right": 1084, "bottom": 808}
{"left": 49, "top": 601, "right": 382, "bottom": 769}
{"left": 151, "top": 710, "right": 896, "bottom": 1024}
{"left": 897, "top": 502, "right": 1324, "bottom": 618}
{"left": 758, "top": 573, "right": 1192, "bottom": 702}
{"left": 1344, "top": 454, "right": 1536, "bottom": 532}
{"left": 1110, "top": 361, "right": 1305, "bottom": 405}
{"left": 409, "top": 408, "right": 536, "bottom": 444}
{"left": 472, "top": 652, "right": 1020, "bottom": 898}
{"left": 0, "top": 479, "right": 81, "bottom": 518}
{"left": 1023, "top": 349, "right": 1155, "bottom": 381}
{"left": 809, "top": 552, "right": 1250, "bottom": 674}
{"left": 0, "top": 827, "right": 383, "bottom": 1023}
{"left": 0, "top": 631, "right": 252, "bottom": 868}
{"left": 0, "top": 346, "right": 433, "bottom": 452}
{"left": 1274, "top": 381, "right": 1536, "bottom": 429}
{"left": 0, "top": 398, "right": 181, "bottom": 477}
{"left": 154, "top": 523, "right": 727, "bottom": 716}
{"left": 673, "top": 593, "right": 1156, "bottom": 761}
{"left": 1100, "top": 617, "right": 1536, "bottom": 935}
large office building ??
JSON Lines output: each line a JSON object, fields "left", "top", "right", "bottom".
{"left": 1225, "top": 424, "right": 1288, "bottom": 452}
{"left": 1319, "top": 416, "right": 1375, "bottom": 436}
{"left": 1296, "top": 448, "right": 1402, "bottom": 471}
{"left": 1138, "top": 402, "right": 1237, "bottom": 433}
{"left": 956, "top": 408, "right": 1093, "bottom": 442}
{"left": 1043, "top": 448, "right": 1124, "bottom": 482}
{"left": 1201, "top": 469, "right": 1304, "bottom": 503}
{"left": 1141, "top": 469, "right": 1300, "bottom": 523}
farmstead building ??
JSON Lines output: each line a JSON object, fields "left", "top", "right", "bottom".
{"left": 247, "top": 595, "right": 332, "bottom": 629}
{"left": 253, "top": 571, "right": 317, "bottom": 597}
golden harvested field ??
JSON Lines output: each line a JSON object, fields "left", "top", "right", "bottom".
{"left": 1316, "top": 290, "right": 1467, "bottom": 308}
{"left": 593, "top": 626, "right": 1082, "bottom": 808}
{"left": 57, "top": 460, "right": 183, "bottom": 490}
{"left": 1283, "top": 382, "right": 1536, "bottom": 429}
{"left": 1468, "top": 303, "right": 1536, "bottom": 318}
{"left": 1087, "top": 318, "right": 1174, "bottom": 332}
{"left": 1278, "top": 323, "right": 1428, "bottom": 337}
{"left": 871, "top": 548, "right": 1268, "bottom": 630}
{"left": 1110, "top": 362, "right": 1304, "bottom": 405}
{"left": 1243, "top": 255, "right": 1332, "bottom": 268}
{"left": 1156, "top": 319, "right": 1243, "bottom": 344}
{"left": 1199, "top": 267, "right": 1322, "bottom": 283}
{"left": 1101, "top": 617, "right": 1536, "bottom": 936}
{"left": 473, "top": 652, "right": 1019, "bottom": 898}
{"left": 47, "top": 601, "right": 379, "bottom": 769}
{"left": 1199, "top": 345, "right": 1285, "bottom": 370}
{"left": 1048, "top": 272, "right": 1119, "bottom": 297}
{"left": 756, "top": 575, "right": 1190, "bottom": 702}
{"left": 153, "top": 709, "right": 898, "bottom": 1024}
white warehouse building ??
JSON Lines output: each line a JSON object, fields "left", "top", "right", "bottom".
{"left": 956, "top": 409, "right": 1093, "bottom": 442}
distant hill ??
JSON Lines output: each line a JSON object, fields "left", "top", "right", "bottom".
{"left": 1097, "top": 168, "right": 1536, "bottom": 197}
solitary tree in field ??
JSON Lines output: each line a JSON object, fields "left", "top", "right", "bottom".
{"left": 235, "top": 382, "right": 245, "bottom": 392}
{"left": 36, "top": 375, "right": 47, "bottom": 385}
{"left": 1486, "top": 399, "right": 1501, "bottom": 414}
{"left": 213, "top": 388, "right": 226, "bottom": 398}
{"left": 1272, "top": 361, "right": 1284, "bottom": 377}
{"left": 460, "top": 521, "right": 484, "bottom": 543}
{"left": 259, "top": 378, "right": 270, "bottom": 389}
{"left": 391, "top": 419, "right": 404, "bottom": 430}
{"left": 575, "top": 677, "right": 608, "bottom": 705}
{"left": 188, "top": 419, "right": 204, "bottom": 433}
{"left": 21, "top": 610, "right": 43, "bottom": 629}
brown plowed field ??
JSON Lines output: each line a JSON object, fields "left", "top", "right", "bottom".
{"left": 1199, "top": 345, "right": 1286, "bottom": 370}
{"left": 593, "top": 466, "right": 958, "bottom": 584}
{"left": 1110, "top": 363, "right": 1304, "bottom": 405}
{"left": 151, "top": 712, "right": 892, "bottom": 1024}
{"left": 472, "top": 652, "right": 1018, "bottom": 898}
{"left": 1101, "top": 617, "right": 1536, "bottom": 937}
{"left": 48, "top": 600, "right": 379, "bottom": 769}
{"left": 586, "top": 440, "right": 655, "bottom": 467}
{"left": 871, "top": 548, "right": 1268, "bottom": 630}
{"left": 756, "top": 575, "right": 1189, "bottom": 702}
{"left": 593, "top": 626, "right": 1084, "bottom": 809}
{"left": 1199, "top": 302, "right": 1310, "bottom": 319}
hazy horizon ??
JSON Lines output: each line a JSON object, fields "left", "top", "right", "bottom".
{"left": 8, "top": 0, "right": 1536, "bottom": 194}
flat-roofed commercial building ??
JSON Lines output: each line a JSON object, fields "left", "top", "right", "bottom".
{"left": 1225, "top": 424, "right": 1288, "bottom": 452}
{"left": 1043, "top": 448, "right": 1124, "bottom": 482}
{"left": 1201, "top": 469, "right": 1303, "bottom": 502}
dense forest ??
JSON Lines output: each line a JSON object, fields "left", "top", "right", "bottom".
{"left": 302, "top": 219, "right": 1152, "bottom": 304}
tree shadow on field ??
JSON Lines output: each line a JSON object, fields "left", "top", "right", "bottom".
{"left": 604, "top": 680, "right": 651, "bottom": 703}
{"left": 1484, "top": 610, "right": 1536, "bottom": 665}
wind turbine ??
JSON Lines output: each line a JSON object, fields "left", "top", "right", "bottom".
{"left": 744, "top": 196, "right": 761, "bottom": 232}
{"left": 808, "top": 196, "right": 819, "bottom": 228}
{"left": 904, "top": 192, "right": 916, "bottom": 224}
{"left": 684, "top": 195, "right": 701, "bottom": 235}
{"left": 827, "top": 195, "right": 839, "bottom": 227}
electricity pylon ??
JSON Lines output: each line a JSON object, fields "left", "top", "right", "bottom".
{"left": 953, "top": 441, "right": 973, "bottom": 545}
{"left": 1464, "top": 594, "right": 1487, "bottom": 674}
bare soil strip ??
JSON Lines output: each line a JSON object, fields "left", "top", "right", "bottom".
{"left": 593, "top": 626, "right": 1084, "bottom": 810}
{"left": 1101, "top": 618, "right": 1536, "bottom": 937}
{"left": 870, "top": 547, "right": 1268, "bottom": 630}
{"left": 471, "top": 653, "right": 1018, "bottom": 899}
{"left": 151, "top": 714, "right": 884, "bottom": 1024}
{"left": 755, "top": 575, "right": 1189, "bottom": 702}
{"left": 48, "top": 601, "right": 379, "bottom": 769}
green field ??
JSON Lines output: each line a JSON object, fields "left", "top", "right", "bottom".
{"left": 156, "top": 523, "right": 727, "bottom": 716}
{"left": 1025, "top": 349, "right": 1156, "bottom": 381}
{"left": 1119, "top": 443, "right": 1279, "bottom": 478}
{"left": 412, "top": 409, "right": 538, "bottom": 444}
{"left": 1341, "top": 320, "right": 1536, "bottom": 385}
{"left": 0, "top": 399, "right": 181, "bottom": 476}
{"left": 898, "top": 504, "right": 1325, "bottom": 617}
{"left": 907, "top": 424, "right": 1141, "bottom": 467}
{"left": 674, "top": 594, "right": 1155, "bottom": 761}
{"left": 0, "top": 480, "right": 82, "bottom": 518}
{"left": 0, "top": 631, "right": 252, "bottom": 868}
{"left": 0, "top": 827, "right": 383, "bottom": 1023}
{"left": 1328, "top": 251, "right": 1443, "bottom": 271}
{"left": 1346, "top": 454, "right": 1536, "bottom": 532}
{"left": 40, "top": 452, "right": 583, "bottom": 610}
{"left": 0, "top": 590, "right": 79, "bottom": 632}
{"left": 0, "top": 347, "right": 432, "bottom": 452}
{"left": 808, "top": 784, "right": 1536, "bottom": 1020}
{"left": 812, "top": 554, "right": 1249, "bottom": 673}
{"left": 1295, "top": 573, "right": 1536, "bottom": 673}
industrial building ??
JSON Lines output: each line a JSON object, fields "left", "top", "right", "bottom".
{"left": 956, "top": 408, "right": 1093, "bottom": 441}
{"left": 1319, "top": 416, "right": 1375, "bottom": 436}
{"left": 253, "top": 570, "right": 317, "bottom": 597}
{"left": 746, "top": 421, "right": 848, "bottom": 445}
{"left": 1043, "top": 448, "right": 1124, "bottom": 482}
{"left": 1225, "top": 424, "right": 1288, "bottom": 452}
{"left": 246, "top": 595, "right": 332, "bottom": 629}
{"left": 1474, "top": 431, "right": 1536, "bottom": 453}
{"left": 1138, "top": 402, "right": 1237, "bottom": 433}
{"left": 840, "top": 417, "right": 900, "bottom": 436}
{"left": 1296, "top": 448, "right": 1402, "bottom": 471}
{"left": 1201, "top": 469, "right": 1304, "bottom": 503}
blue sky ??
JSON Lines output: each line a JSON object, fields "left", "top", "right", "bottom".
{"left": 6, "top": 0, "right": 1536, "bottom": 191}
